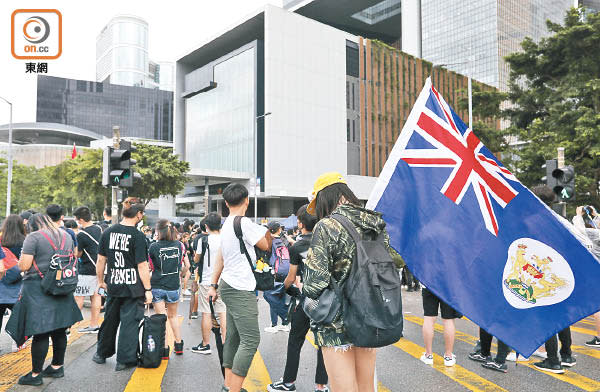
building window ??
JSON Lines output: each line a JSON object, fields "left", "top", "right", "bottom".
{"left": 346, "top": 41, "right": 359, "bottom": 77}
{"left": 347, "top": 119, "right": 351, "bottom": 142}
{"left": 76, "top": 80, "right": 87, "bottom": 92}
{"left": 352, "top": 83, "right": 355, "bottom": 110}
{"left": 352, "top": 119, "right": 356, "bottom": 142}
{"left": 346, "top": 82, "right": 350, "bottom": 109}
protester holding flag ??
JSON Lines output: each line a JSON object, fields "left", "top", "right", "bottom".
{"left": 303, "top": 172, "right": 397, "bottom": 392}
{"left": 366, "top": 78, "right": 600, "bottom": 358}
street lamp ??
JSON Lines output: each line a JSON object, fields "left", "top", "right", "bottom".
{"left": 254, "top": 111, "right": 271, "bottom": 223}
{"left": 0, "top": 96, "right": 13, "bottom": 217}
{"left": 430, "top": 61, "right": 473, "bottom": 132}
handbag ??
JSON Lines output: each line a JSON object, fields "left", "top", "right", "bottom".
{"left": 302, "top": 276, "right": 342, "bottom": 325}
{"left": 233, "top": 216, "right": 275, "bottom": 291}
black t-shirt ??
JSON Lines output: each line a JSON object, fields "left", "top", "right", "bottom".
{"left": 289, "top": 233, "right": 312, "bottom": 282}
{"left": 77, "top": 225, "right": 102, "bottom": 276}
{"left": 98, "top": 224, "right": 148, "bottom": 298}
{"left": 149, "top": 240, "right": 184, "bottom": 291}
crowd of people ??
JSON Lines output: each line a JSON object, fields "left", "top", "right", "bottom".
{"left": 1, "top": 177, "right": 600, "bottom": 392}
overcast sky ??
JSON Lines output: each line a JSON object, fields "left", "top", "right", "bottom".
{"left": 0, "top": 0, "right": 282, "bottom": 125}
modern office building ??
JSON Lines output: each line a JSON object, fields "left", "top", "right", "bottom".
{"left": 174, "top": 4, "right": 495, "bottom": 218}
{"left": 96, "top": 15, "right": 174, "bottom": 90}
{"left": 36, "top": 75, "right": 173, "bottom": 141}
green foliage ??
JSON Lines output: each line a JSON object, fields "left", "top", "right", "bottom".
{"left": 501, "top": 8, "right": 600, "bottom": 207}
{"left": 0, "top": 143, "right": 190, "bottom": 218}
{"left": 127, "top": 143, "right": 190, "bottom": 205}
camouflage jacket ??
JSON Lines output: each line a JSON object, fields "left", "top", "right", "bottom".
{"left": 303, "top": 203, "right": 398, "bottom": 347}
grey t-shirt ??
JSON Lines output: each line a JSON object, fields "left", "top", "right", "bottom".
{"left": 22, "top": 229, "right": 75, "bottom": 280}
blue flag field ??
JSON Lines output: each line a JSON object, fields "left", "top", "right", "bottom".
{"left": 366, "top": 77, "right": 600, "bottom": 357}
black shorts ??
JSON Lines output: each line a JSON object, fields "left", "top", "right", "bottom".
{"left": 422, "top": 287, "right": 461, "bottom": 319}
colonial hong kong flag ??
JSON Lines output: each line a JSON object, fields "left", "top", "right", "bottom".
{"left": 366, "top": 78, "right": 600, "bottom": 356}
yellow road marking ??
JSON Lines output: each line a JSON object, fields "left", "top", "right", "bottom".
{"left": 0, "top": 319, "right": 100, "bottom": 392}
{"left": 393, "top": 338, "right": 508, "bottom": 392}
{"left": 124, "top": 315, "right": 183, "bottom": 392}
{"left": 572, "top": 326, "right": 596, "bottom": 336}
{"left": 243, "top": 351, "right": 272, "bottom": 392}
{"left": 405, "top": 315, "right": 600, "bottom": 392}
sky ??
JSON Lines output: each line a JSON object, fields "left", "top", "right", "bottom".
{"left": 0, "top": 0, "right": 283, "bottom": 125}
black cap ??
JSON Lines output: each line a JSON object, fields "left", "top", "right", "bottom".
{"left": 267, "top": 221, "right": 281, "bottom": 233}
{"left": 20, "top": 211, "right": 32, "bottom": 220}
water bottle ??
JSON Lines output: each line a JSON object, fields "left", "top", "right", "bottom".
{"left": 147, "top": 335, "right": 156, "bottom": 353}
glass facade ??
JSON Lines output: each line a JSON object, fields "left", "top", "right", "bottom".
{"left": 185, "top": 47, "right": 256, "bottom": 173}
{"left": 36, "top": 75, "right": 173, "bottom": 141}
{"left": 421, "top": 0, "right": 572, "bottom": 90}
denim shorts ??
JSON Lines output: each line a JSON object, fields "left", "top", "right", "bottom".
{"left": 152, "top": 288, "right": 180, "bottom": 304}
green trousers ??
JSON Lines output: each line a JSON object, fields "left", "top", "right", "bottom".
{"left": 220, "top": 280, "right": 260, "bottom": 377}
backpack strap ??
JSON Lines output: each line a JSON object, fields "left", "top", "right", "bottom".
{"left": 80, "top": 226, "right": 100, "bottom": 246}
{"left": 39, "top": 230, "right": 60, "bottom": 251}
{"left": 233, "top": 216, "right": 255, "bottom": 273}
{"left": 330, "top": 214, "right": 362, "bottom": 244}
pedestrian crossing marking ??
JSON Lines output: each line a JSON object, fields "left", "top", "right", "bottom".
{"left": 572, "top": 326, "right": 597, "bottom": 336}
{"left": 393, "top": 338, "right": 508, "bottom": 392}
{"left": 404, "top": 315, "right": 600, "bottom": 391}
{"left": 124, "top": 315, "right": 183, "bottom": 392}
{"left": 243, "top": 351, "right": 272, "bottom": 392}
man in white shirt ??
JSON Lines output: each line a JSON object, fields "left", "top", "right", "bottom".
{"left": 192, "top": 212, "right": 226, "bottom": 355}
{"left": 208, "top": 183, "right": 271, "bottom": 392}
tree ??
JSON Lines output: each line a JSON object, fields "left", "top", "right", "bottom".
{"left": 485, "top": 8, "right": 600, "bottom": 211}
{"left": 0, "top": 158, "right": 47, "bottom": 216}
{"left": 128, "top": 143, "right": 190, "bottom": 205}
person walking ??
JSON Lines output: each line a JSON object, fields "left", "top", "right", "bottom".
{"left": 207, "top": 183, "right": 272, "bottom": 392}
{"left": 72, "top": 206, "right": 103, "bottom": 334}
{"left": 10, "top": 214, "right": 82, "bottom": 385}
{"left": 303, "top": 172, "right": 397, "bottom": 392}
{"left": 148, "top": 219, "right": 189, "bottom": 356}
{"left": 468, "top": 328, "right": 511, "bottom": 372}
{"left": 268, "top": 204, "right": 329, "bottom": 392}
{"left": 0, "top": 215, "right": 26, "bottom": 344}
{"left": 192, "top": 212, "right": 227, "bottom": 355}
{"left": 263, "top": 221, "right": 290, "bottom": 333}
{"left": 93, "top": 203, "right": 153, "bottom": 371}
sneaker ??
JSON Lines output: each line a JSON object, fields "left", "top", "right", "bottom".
{"left": 92, "top": 353, "right": 106, "bottom": 364}
{"left": 482, "top": 360, "right": 508, "bottom": 373}
{"left": 115, "top": 362, "right": 136, "bottom": 371}
{"left": 585, "top": 336, "right": 600, "bottom": 347}
{"left": 183, "top": 289, "right": 192, "bottom": 296}
{"left": 190, "top": 312, "right": 199, "bottom": 319}
{"left": 162, "top": 346, "right": 170, "bottom": 360}
{"left": 264, "top": 325, "right": 279, "bottom": 333}
{"left": 531, "top": 349, "right": 548, "bottom": 359}
{"left": 18, "top": 372, "right": 43, "bottom": 386}
{"left": 561, "top": 355, "right": 576, "bottom": 367}
{"left": 191, "top": 343, "right": 211, "bottom": 354}
{"left": 420, "top": 352, "right": 433, "bottom": 365}
{"left": 41, "top": 365, "right": 64, "bottom": 378}
{"left": 277, "top": 324, "right": 291, "bottom": 332}
{"left": 174, "top": 340, "right": 184, "bottom": 355}
{"left": 506, "top": 352, "right": 529, "bottom": 362}
{"left": 533, "top": 359, "right": 565, "bottom": 374}
{"left": 444, "top": 353, "right": 456, "bottom": 367}
{"left": 267, "top": 379, "right": 296, "bottom": 391}
{"left": 315, "top": 387, "right": 329, "bottom": 392}
{"left": 78, "top": 326, "right": 100, "bottom": 334}
{"left": 468, "top": 350, "right": 491, "bottom": 363}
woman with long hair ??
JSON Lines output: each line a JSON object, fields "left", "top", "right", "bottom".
{"left": 148, "top": 219, "right": 190, "bottom": 356}
{"left": 0, "top": 215, "right": 26, "bottom": 338}
{"left": 303, "top": 173, "right": 397, "bottom": 392}
{"left": 9, "top": 213, "right": 82, "bottom": 386}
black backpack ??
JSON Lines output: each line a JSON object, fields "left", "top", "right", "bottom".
{"left": 332, "top": 214, "right": 403, "bottom": 348}
{"left": 33, "top": 230, "right": 78, "bottom": 296}
{"left": 137, "top": 312, "right": 167, "bottom": 368}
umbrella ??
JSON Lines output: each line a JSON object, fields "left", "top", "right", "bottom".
{"left": 209, "top": 297, "right": 225, "bottom": 377}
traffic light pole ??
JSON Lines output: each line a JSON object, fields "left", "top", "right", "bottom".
{"left": 112, "top": 126, "right": 121, "bottom": 224}
{"left": 557, "top": 147, "right": 566, "bottom": 218}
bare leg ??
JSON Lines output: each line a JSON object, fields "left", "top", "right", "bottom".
{"left": 354, "top": 347, "right": 376, "bottom": 392}
{"left": 74, "top": 296, "right": 84, "bottom": 310}
{"left": 441, "top": 318, "right": 455, "bottom": 357}
{"left": 595, "top": 312, "right": 600, "bottom": 336}
{"left": 219, "top": 312, "right": 227, "bottom": 341}
{"left": 166, "top": 302, "right": 182, "bottom": 343}
{"left": 224, "top": 368, "right": 245, "bottom": 392}
{"left": 201, "top": 313, "right": 212, "bottom": 346}
{"left": 422, "top": 316, "right": 436, "bottom": 355}
{"left": 90, "top": 293, "right": 101, "bottom": 327}
{"left": 322, "top": 346, "right": 359, "bottom": 392}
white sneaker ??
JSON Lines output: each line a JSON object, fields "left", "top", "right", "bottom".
{"left": 264, "top": 325, "right": 279, "bottom": 333}
{"left": 420, "top": 352, "right": 433, "bottom": 365}
{"left": 506, "top": 352, "right": 530, "bottom": 362}
{"left": 532, "top": 350, "right": 548, "bottom": 359}
{"left": 444, "top": 353, "right": 456, "bottom": 367}
{"left": 183, "top": 289, "right": 192, "bottom": 296}
{"left": 277, "top": 324, "right": 291, "bottom": 332}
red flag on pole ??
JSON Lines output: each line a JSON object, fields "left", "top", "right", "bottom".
{"left": 71, "top": 143, "right": 77, "bottom": 159}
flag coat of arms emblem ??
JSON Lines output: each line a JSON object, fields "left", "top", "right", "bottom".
{"left": 366, "top": 77, "right": 600, "bottom": 356}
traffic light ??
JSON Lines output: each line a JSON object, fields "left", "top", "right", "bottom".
{"left": 541, "top": 159, "right": 558, "bottom": 191}
{"left": 102, "top": 142, "right": 141, "bottom": 188}
{"left": 552, "top": 165, "right": 575, "bottom": 201}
